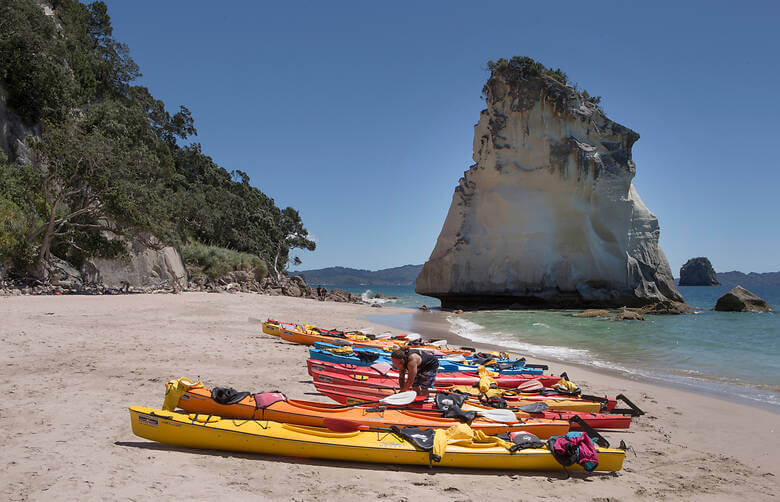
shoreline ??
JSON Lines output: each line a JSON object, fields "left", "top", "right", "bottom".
{"left": 2, "top": 293, "right": 778, "bottom": 500}
{"left": 367, "top": 309, "right": 780, "bottom": 415}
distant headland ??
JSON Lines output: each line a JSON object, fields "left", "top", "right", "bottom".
{"left": 296, "top": 265, "right": 423, "bottom": 286}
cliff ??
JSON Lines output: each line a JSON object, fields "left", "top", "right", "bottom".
{"left": 416, "top": 57, "right": 683, "bottom": 309}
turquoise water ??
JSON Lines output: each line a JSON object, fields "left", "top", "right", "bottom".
{"left": 350, "top": 283, "right": 780, "bottom": 411}
{"left": 325, "top": 284, "right": 441, "bottom": 309}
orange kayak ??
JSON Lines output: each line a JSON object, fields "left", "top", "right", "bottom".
{"left": 176, "top": 387, "right": 570, "bottom": 438}
{"left": 280, "top": 326, "right": 471, "bottom": 355}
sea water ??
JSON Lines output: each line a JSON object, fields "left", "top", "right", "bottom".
{"left": 346, "top": 283, "right": 780, "bottom": 411}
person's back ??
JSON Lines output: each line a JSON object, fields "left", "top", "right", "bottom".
{"left": 390, "top": 347, "right": 439, "bottom": 396}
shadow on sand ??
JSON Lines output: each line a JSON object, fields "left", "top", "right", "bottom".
{"left": 114, "top": 440, "right": 614, "bottom": 481}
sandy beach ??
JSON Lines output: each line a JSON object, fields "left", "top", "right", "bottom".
{"left": 1, "top": 292, "right": 778, "bottom": 501}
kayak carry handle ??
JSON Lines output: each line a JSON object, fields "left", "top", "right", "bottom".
{"left": 610, "top": 394, "right": 645, "bottom": 417}
{"left": 569, "top": 415, "right": 609, "bottom": 448}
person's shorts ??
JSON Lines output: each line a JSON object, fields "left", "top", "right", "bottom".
{"left": 413, "top": 370, "right": 436, "bottom": 389}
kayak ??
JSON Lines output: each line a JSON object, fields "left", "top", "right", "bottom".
{"left": 261, "top": 319, "right": 284, "bottom": 336}
{"left": 311, "top": 342, "right": 544, "bottom": 375}
{"left": 306, "top": 359, "right": 563, "bottom": 387}
{"left": 308, "top": 348, "right": 545, "bottom": 375}
{"left": 311, "top": 384, "right": 632, "bottom": 429}
{"left": 281, "top": 326, "right": 401, "bottom": 349}
{"left": 310, "top": 379, "right": 602, "bottom": 412}
{"left": 175, "top": 387, "right": 570, "bottom": 438}
{"left": 281, "top": 326, "right": 472, "bottom": 355}
{"left": 129, "top": 406, "right": 625, "bottom": 471}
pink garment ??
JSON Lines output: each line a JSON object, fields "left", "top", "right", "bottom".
{"left": 553, "top": 433, "right": 598, "bottom": 470}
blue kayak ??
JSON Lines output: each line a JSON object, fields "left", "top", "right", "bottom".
{"left": 308, "top": 345, "right": 544, "bottom": 375}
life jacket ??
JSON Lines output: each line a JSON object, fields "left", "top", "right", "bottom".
{"left": 552, "top": 379, "right": 581, "bottom": 396}
{"left": 547, "top": 432, "right": 599, "bottom": 472}
{"left": 434, "top": 391, "right": 477, "bottom": 423}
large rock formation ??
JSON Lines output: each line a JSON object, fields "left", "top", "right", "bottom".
{"left": 82, "top": 232, "right": 188, "bottom": 291}
{"left": 679, "top": 257, "right": 719, "bottom": 286}
{"left": 0, "top": 85, "right": 37, "bottom": 164}
{"left": 714, "top": 286, "right": 772, "bottom": 312}
{"left": 416, "top": 58, "right": 684, "bottom": 309}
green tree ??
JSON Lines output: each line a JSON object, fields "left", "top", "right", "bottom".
{"left": 269, "top": 207, "right": 316, "bottom": 281}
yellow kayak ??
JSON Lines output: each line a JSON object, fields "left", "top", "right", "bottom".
{"left": 261, "top": 320, "right": 284, "bottom": 336}
{"left": 129, "top": 406, "right": 624, "bottom": 471}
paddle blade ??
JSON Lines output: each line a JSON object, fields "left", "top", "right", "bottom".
{"left": 430, "top": 340, "right": 448, "bottom": 347}
{"left": 379, "top": 391, "right": 418, "bottom": 406}
{"left": 323, "top": 418, "right": 368, "bottom": 432}
{"left": 405, "top": 333, "right": 422, "bottom": 342}
{"left": 477, "top": 408, "right": 518, "bottom": 423}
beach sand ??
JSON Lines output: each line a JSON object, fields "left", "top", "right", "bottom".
{"left": 1, "top": 292, "right": 778, "bottom": 501}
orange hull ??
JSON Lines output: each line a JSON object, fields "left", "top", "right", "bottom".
{"left": 177, "top": 387, "right": 570, "bottom": 438}
{"left": 280, "top": 327, "right": 471, "bottom": 355}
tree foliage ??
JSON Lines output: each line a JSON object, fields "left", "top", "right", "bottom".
{"left": 485, "top": 56, "right": 602, "bottom": 106}
{"left": 0, "top": 0, "right": 315, "bottom": 279}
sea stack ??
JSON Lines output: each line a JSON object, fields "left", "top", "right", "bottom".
{"left": 678, "top": 257, "right": 720, "bottom": 286}
{"left": 416, "top": 57, "right": 684, "bottom": 309}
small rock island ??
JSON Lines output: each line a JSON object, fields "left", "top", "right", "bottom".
{"left": 714, "top": 286, "right": 772, "bottom": 312}
{"left": 679, "top": 257, "right": 719, "bottom": 286}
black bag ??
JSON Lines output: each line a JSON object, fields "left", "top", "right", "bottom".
{"left": 211, "top": 387, "right": 250, "bottom": 405}
{"left": 479, "top": 395, "right": 508, "bottom": 409}
{"left": 353, "top": 350, "right": 380, "bottom": 363}
{"left": 434, "top": 391, "right": 477, "bottom": 423}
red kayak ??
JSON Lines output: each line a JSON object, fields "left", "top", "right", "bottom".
{"left": 312, "top": 382, "right": 632, "bottom": 430}
{"left": 307, "top": 359, "right": 616, "bottom": 411}
{"left": 306, "top": 359, "right": 563, "bottom": 388}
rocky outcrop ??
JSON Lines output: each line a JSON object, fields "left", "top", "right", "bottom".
{"left": 714, "top": 286, "right": 772, "bottom": 312}
{"left": 416, "top": 59, "right": 684, "bottom": 309}
{"left": 679, "top": 257, "right": 719, "bottom": 286}
{"left": 82, "top": 232, "right": 188, "bottom": 291}
{"left": 0, "top": 85, "right": 37, "bottom": 164}
{"left": 571, "top": 309, "right": 610, "bottom": 318}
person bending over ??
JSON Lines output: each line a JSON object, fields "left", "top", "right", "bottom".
{"left": 390, "top": 346, "right": 439, "bottom": 397}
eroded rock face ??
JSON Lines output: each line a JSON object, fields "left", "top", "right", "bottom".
{"left": 416, "top": 65, "right": 683, "bottom": 309}
{"left": 0, "top": 85, "right": 37, "bottom": 164}
{"left": 679, "top": 257, "right": 719, "bottom": 286}
{"left": 82, "top": 232, "right": 188, "bottom": 290}
{"left": 714, "top": 286, "right": 771, "bottom": 312}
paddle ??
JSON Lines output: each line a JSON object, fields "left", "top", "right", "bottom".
{"left": 474, "top": 408, "right": 518, "bottom": 423}
{"left": 430, "top": 340, "right": 448, "bottom": 348}
{"left": 327, "top": 390, "right": 419, "bottom": 409}
{"left": 323, "top": 408, "right": 517, "bottom": 435}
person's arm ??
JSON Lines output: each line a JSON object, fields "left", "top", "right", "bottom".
{"left": 398, "top": 367, "right": 407, "bottom": 390}
{"left": 403, "top": 357, "right": 418, "bottom": 391}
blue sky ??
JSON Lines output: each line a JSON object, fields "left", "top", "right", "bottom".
{"left": 103, "top": 0, "right": 780, "bottom": 273}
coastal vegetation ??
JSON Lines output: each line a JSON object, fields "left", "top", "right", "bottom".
{"left": 181, "top": 243, "right": 268, "bottom": 281}
{"left": 0, "top": 0, "right": 314, "bottom": 282}
{"left": 485, "top": 56, "right": 602, "bottom": 105}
